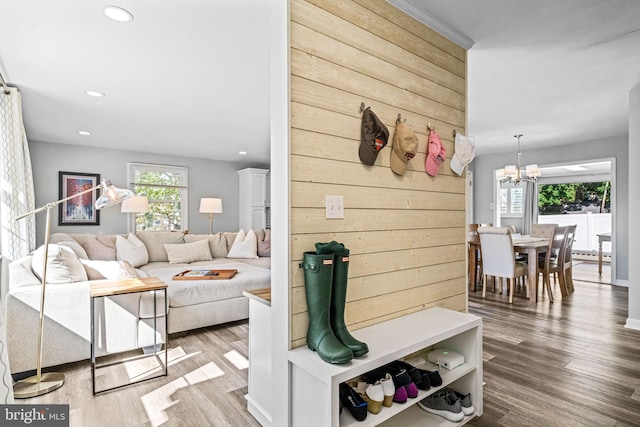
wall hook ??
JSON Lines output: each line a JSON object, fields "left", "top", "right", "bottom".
{"left": 397, "top": 113, "right": 402, "bottom": 123}
{"left": 359, "top": 102, "right": 366, "bottom": 113}
{"left": 427, "top": 122, "right": 435, "bottom": 131}
{"left": 453, "top": 129, "right": 457, "bottom": 138}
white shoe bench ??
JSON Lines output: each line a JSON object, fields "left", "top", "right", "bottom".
{"left": 288, "top": 307, "right": 483, "bottom": 426}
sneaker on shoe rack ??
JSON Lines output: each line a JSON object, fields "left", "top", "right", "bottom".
{"left": 446, "top": 388, "right": 474, "bottom": 416}
{"left": 417, "top": 389, "right": 464, "bottom": 422}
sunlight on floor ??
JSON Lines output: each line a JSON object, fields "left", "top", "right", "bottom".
{"left": 124, "top": 346, "right": 200, "bottom": 381}
{"left": 140, "top": 346, "right": 229, "bottom": 427}
{"left": 224, "top": 350, "right": 249, "bottom": 370}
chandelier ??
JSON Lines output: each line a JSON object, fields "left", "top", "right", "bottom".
{"left": 496, "top": 134, "right": 541, "bottom": 184}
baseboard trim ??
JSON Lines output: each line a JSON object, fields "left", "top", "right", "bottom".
{"left": 246, "top": 394, "right": 272, "bottom": 427}
{"left": 624, "top": 318, "right": 640, "bottom": 331}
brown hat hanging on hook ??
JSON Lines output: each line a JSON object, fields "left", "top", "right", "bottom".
{"left": 359, "top": 107, "right": 389, "bottom": 166}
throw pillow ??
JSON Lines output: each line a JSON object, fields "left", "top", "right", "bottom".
{"left": 184, "top": 233, "right": 228, "bottom": 258}
{"left": 227, "top": 229, "right": 259, "bottom": 259}
{"left": 115, "top": 233, "right": 149, "bottom": 267}
{"left": 223, "top": 232, "right": 238, "bottom": 253}
{"left": 164, "top": 239, "right": 214, "bottom": 264}
{"left": 258, "top": 228, "right": 271, "bottom": 257}
{"left": 31, "top": 244, "right": 88, "bottom": 284}
{"left": 81, "top": 233, "right": 117, "bottom": 260}
{"left": 80, "top": 259, "right": 138, "bottom": 280}
{"left": 56, "top": 240, "right": 89, "bottom": 259}
{"left": 136, "top": 231, "right": 185, "bottom": 262}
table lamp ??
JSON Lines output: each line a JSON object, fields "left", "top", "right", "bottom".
{"left": 13, "top": 179, "right": 133, "bottom": 398}
{"left": 199, "top": 198, "right": 223, "bottom": 234}
{"left": 121, "top": 195, "right": 149, "bottom": 232}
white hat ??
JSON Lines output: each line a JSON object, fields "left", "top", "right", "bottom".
{"left": 450, "top": 134, "right": 476, "bottom": 176}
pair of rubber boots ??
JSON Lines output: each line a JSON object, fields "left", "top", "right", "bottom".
{"left": 300, "top": 241, "right": 368, "bottom": 364}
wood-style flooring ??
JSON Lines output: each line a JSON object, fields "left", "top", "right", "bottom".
{"left": 18, "top": 262, "right": 639, "bottom": 426}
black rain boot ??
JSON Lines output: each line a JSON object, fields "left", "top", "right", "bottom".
{"left": 316, "top": 241, "right": 369, "bottom": 358}
{"left": 300, "top": 252, "right": 353, "bottom": 364}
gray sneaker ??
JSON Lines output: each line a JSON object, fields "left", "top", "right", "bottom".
{"left": 447, "top": 388, "right": 474, "bottom": 416}
{"left": 417, "top": 389, "right": 464, "bottom": 422}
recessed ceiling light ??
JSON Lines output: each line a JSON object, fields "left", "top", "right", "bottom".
{"left": 239, "top": 151, "right": 248, "bottom": 155}
{"left": 78, "top": 131, "right": 91, "bottom": 136}
{"left": 85, "top": 90, "right": 105, "bottom": 97}
{"left": 103, "top": 6, "right": 134, "bottom": 23}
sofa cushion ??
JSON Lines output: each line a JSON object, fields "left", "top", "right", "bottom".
{"left": 136, "top": 231, "right": 185, "bottom": 262}
{"left": 257, "top": 229, "right": 271, "bottom": 257}
{"left": 184, "top": 233, "right": 228, "bottom": 258}
{"left": 164, "top": 239, "right": 213, "bottom": 264}
{"left": 32, "top": 244, "right": 88, "bottom": 284}
{"left": 227, "top": 229, "right": 258, "bottom": 259}
{"left": 80, "top": 259, "right": 138, "bottom": 280}
{"left": 115, "top": 233, "right": 149, "bottom": 267}
{"left": 80, "top": 233, "right": 117, "bottom": 260}
{"left": 9, "top": 256, "right": 41, "bottom": 288}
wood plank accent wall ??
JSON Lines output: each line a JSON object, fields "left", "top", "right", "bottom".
{"left": 290, "top": 0, "right": 468, "bottom": 348}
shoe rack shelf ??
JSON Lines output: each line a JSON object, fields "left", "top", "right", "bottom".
{"left": 288, "top": 307, "right": 483, "bottom": 427}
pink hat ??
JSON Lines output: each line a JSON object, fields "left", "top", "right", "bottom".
{"left": 425, "top": 129, "right": 446, "bottom": 176}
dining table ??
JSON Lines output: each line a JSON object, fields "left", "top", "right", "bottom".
{"left": 468, "top": 235, "right": 549, "bottom": 303}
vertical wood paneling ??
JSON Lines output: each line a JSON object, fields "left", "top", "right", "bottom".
{"left": 290, "top": 0, "right": 467, "bottom": 347}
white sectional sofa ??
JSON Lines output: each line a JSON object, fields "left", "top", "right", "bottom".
{"left": 5, "top": 229, "right": 270, "bottom": 374}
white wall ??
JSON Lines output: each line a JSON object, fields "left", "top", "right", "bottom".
{"left": 29, "top": 140, "right": 266, "bottom": 244}
{"left": 471, "top": 135, "right": 628, "bottom": 281}
{"left": 627, "top": 87, "right": 640, "bottom": 329}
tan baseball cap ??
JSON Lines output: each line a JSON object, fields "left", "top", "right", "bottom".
{"left": 390, "top": 121, "right": 418, "bottom": 175}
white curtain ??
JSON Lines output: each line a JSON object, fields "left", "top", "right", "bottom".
{"left": 0, "top": 87, "right": 36, "bottom": 260}
{"left": 522, "top": 180, "right": 538, "bottom": 234}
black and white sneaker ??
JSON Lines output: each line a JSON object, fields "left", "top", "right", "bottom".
{"left": 417, "top": 389, "right": 464, "bottom": 422}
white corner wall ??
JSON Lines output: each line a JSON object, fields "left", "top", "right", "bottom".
{"left": 627, "top": 86, "right": 640, "bottom": 329}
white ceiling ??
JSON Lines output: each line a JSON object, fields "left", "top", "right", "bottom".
{"left": 2, "top": 1, "right": 640, "bottom": 162}
{"left": 0, "top": 0, "right": 272, "bottom": 164}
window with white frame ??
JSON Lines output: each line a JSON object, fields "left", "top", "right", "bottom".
{"left": 499, "top": 184, "right": 524, "bottom": 217}
{"left": 128, "top": 163, "right": 188, "bottom": 231}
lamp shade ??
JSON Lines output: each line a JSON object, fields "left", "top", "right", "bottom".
{"left": 199, "top": 198, "right": 223, "bottom": 214}
{"left": 95, "top": 180, "right": 134, "bottom": 210}
{"left": 120, "top": 195, "right": 149, "bottom": 213}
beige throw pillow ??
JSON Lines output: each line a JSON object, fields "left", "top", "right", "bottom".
{"left": 81, "top": 233, "right": 117, "bottom": 260}
{"left": 80, "top": 259, "right": 138, "bottom": 280}
{"left": 227, "top": 229, "right": 259, "bottom": 259}
{"left": 31, "top": 244, "right": 88, "bottom": 284}
{"left": 116, "top": 233, "right": 149, "bottom": 267}
{"left": 136, "top": 231, "right": 185, "bottom": 262}
{"left": 258, "top": 229, "right": 271, "bottom": 257}
{"left": 164, "top": 239, "right": 213, "bottom": 264}
{"left": 184, "top": 233, "right": 228, "bottom": 258}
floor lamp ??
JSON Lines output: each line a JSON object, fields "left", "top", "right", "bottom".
{"left": 13, "top": 179, "right": 133, "bottom": 398}
{"left": 199, "top": 198, "right": 223, "bottom": 234}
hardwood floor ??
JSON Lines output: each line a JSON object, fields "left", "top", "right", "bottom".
{"left": 468, "top": 262, "right": 640, "bottom": 426}
{"left": 17, "top": 262, "right": 639, "bottom": 426}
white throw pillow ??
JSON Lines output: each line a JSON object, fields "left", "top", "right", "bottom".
{"left": 80, "top": 259, "right": 138, "bottom": 280}
{"left": 31, "top": 244, "right": 88, "bottom": 284}
{"left": 164, "top": 239, "right": 214, "bottom": 264}
{"left": 227, "top": 229, "right": 259, "bottom": 259}
{"left": 116, "top": 233, "right": 149, "bottom": 267}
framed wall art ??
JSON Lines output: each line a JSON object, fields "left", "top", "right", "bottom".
{"left": 58, "top": 171, "right": 101, "bottom": 225}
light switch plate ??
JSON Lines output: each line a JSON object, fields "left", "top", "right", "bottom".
{"left": 325, "top": 195, "right": 344, "bottom": 219}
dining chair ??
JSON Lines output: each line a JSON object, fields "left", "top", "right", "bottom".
{"left": 477, "top": 226, "right": 528, "bottom": 304}
{"left": 468, "top": 224, "right": 482, "bottom": 286}
{"left": 530, "top": 223, "right": 558, "bottom": 238}
{"left": 537, "top": 225, "right": 567, "bottom": 302}
{"left": 560, "top": 225, "right": 577, "bottom": 295}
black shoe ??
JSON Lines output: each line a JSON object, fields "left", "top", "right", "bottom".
{"left": 339, "top": 382, "right": 368, "bottom": 421}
